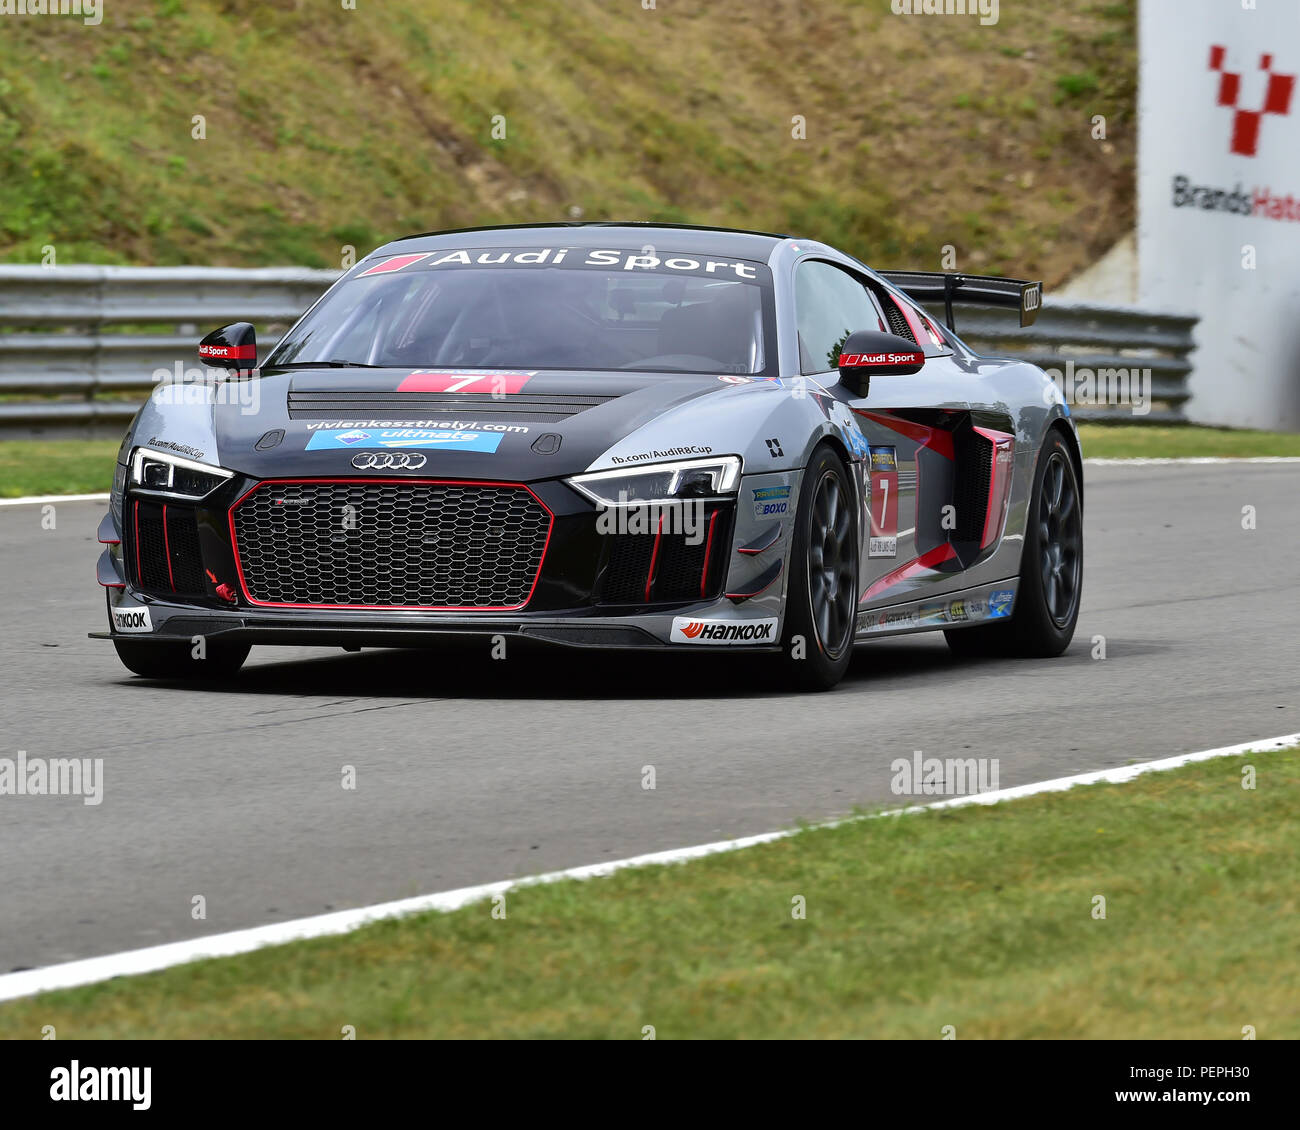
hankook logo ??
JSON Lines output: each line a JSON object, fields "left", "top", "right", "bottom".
{"left": 670, "top": 617, "right": 778, "bottom": 645}
{"left": 351, "top": 451, "right": 427, "bottom": 470}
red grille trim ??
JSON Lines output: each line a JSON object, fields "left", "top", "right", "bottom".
{"left": 228, "top": 478, "right": 554, "bottom": 611}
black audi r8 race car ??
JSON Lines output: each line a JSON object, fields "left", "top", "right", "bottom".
{"left": 95, "top": 222, "right": 1082, "bottom": 690}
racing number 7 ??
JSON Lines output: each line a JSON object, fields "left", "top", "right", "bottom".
{"left": 868, "top": 446, "right": 899, "bottom": 558}
{"left": 398, "top": 371, "right": 535, "bottom": 394}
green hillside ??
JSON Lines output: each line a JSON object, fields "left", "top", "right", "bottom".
{"left": 0, "top": 0, "right": 1135, "bottom": 283}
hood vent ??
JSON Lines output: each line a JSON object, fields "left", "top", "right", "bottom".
{"left": 287, "top": 389, "right": 616, "bottom": 423}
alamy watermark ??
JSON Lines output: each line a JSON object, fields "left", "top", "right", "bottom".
{"left": 0, "top": 751, "right": 103, "bottom": 806}
{"left": 595, "top": 494, "right": 707, "bottom": 545}
{"left": 150, "top": 363, "right": 261, "bottom": 415}
{"left": 891, "top": 0, "right": 999, "bottom": 28}
{"left": 0, "top": 0, "right": 101, "bottom": 26}
{"left": 1042, "top": 360, "right": 1152, "bottom": 417}
{"left": 891, "top": 750, "right": 1000, "bottom": 796}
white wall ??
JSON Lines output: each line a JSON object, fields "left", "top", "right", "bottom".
{"left": 1139, "top": 0, "right": 1300, "bottom": 431}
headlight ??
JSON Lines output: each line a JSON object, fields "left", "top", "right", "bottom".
{"left": 130, "top": 447, "right": 234, "bottom": 500}
{"left": 568, "top": 455, "right": 742, "bottom": 505}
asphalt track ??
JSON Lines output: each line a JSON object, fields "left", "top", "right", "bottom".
{"left": 1, "top": 462, "right": 1296, "bottom": 974}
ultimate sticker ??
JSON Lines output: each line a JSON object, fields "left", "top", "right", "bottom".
{"left": 306, "top": 429, "right": 504, "bottom": 453}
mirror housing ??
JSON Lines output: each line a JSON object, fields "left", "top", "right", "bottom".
{"left": 198, "top": 322, "right": 257, "bottom": 372}
{"left": 836, "top": 330, "right": 926, "bottom": 397}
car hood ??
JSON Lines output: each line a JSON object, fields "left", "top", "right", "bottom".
{"left": 207, "top": 366, "right": 744, "bottom": 481}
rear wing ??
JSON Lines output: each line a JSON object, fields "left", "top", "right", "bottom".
{"left": 880, "top": 271, "right": 1043, "bottom": 332}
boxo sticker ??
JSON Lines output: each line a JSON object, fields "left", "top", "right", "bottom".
{"left": 751, "top": 485, "right": 790, "bottom": 521}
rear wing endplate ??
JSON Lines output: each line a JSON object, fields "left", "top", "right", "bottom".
{"left": 880, "top": 271, "right": 1043, "bottom": 332}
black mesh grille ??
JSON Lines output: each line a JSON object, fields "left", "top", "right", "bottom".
{"left": 134, "top": 501, "right": 171, "bottom": 591}
{"left": 655, "top": 532, "right": 712, "bottom": 601}
{"left": 130, "top": 499, "right": 205, "bottom": 597}
{"left": 883, "top": 299, "right": 916, "bottom": 342}
{"left": 953, "top": 431, "right": 993, "bottom": 542}
{"left": 231, "top": 481, "right": 551, "bottom": 608}
{"left": 596, "top": 506, "right": 729, "bottom": 604}
{"left": 165, "top": 507, "right": 206, "bottom": 594}
{"left": 599, "top": 535, "right": 657, "bottom": 603}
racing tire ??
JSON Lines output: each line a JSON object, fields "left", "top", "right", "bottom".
{"left": 113, "top": 638, "right": 251, "bottom": 680}
{"left": 945, "top": 429, "right": 1082, "bottom": 659}
{"left": 779, "top": 443, "right": 859, "bottom": 691}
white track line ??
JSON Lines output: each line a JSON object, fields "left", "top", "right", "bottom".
{"left": 0, "top": 492, "right": 110, "bottom": 507}
{"left": 0, "top": 731, "right": 1296, "bottom": 1005}
{"left": 1084, "top": 456, "right": 1300, "bottom": 466}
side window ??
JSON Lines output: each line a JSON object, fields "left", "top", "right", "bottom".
{"left": 875, "top": 286, "right": 953, "bottom": 356}
{"left": 795, "top": 260, "right": 885, "bottom": 374}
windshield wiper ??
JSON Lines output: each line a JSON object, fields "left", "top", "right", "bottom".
{"left": 282, "top": 360, "right": 383, "bottom": 368}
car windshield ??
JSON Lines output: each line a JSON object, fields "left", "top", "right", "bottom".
{"left": 266, "top": 248, "right": 775, "bottom": 375}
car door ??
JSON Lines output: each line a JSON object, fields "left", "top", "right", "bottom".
{"left": 879, "top": 281, "right": 1021, "bottom": 584}
{"left": 793, "top": 258, "right": 988, "bottom": 610}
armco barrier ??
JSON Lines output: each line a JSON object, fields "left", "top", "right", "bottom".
{"left": 0, "top": 266, "right": 338, "bottom": 433}
{"left": 943, "top": 301, "right": 1199, "bottom": 424}
{"left": 0, "top": 266, "right": 1197, "bottom": 433}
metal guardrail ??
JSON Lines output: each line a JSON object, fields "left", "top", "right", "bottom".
{"left": 0, "top": 267, "right": 1198, "bottom": 433}
{"left": 0, "top": 267, "right": 339, "bottom": 433}
{"left": 935, "top": 301, "right": 1199, "bottom": 424}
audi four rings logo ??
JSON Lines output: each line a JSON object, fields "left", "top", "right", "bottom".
{"left": 351, "top": 451, "right": 427, "bottom": 469}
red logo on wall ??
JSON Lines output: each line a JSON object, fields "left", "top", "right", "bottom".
{"left": 1209, "top": 45, "right": 1296, "bottom": 157}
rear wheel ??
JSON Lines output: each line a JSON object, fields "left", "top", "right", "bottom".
{"left": 945, "top": 430, "right": 1082, "bottom": 659}
{"left": 113, "top": 638, "right": 250, "bottom": 680}
{"left": 779, "top": 444, "right": 859, "bottom": 691}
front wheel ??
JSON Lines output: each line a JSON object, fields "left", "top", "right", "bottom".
{"left": 779, "top": 444, "right": 859, "bottom": 691}
{"left": 113, "top": 638, "right": 250, "bottom": 680}
{"left": 945, "top": 430, "right": 1082, "bottom": 659}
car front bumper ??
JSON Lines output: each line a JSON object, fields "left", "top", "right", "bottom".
{"left": 95, "top": 467, "right": 801, "bottom": 652}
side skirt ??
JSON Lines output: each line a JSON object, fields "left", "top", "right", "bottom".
{"left": 855, "top": 578, "right": 1018, "bottom": 640}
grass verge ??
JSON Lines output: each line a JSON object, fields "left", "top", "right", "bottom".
{"left": 0, "top": 749, "right": 1295, "bottom": 1039}
{"left": 1076, "top": 424, "right": 1300, "bottom": 459}
{"left": 0, "top": 0, "right": 1135, "bottom": 284}
{"left": 0, "top": 440, "right": 118, "bottom": 498}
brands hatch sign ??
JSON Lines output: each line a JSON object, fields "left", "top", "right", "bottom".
{"left": 1137, "top": 0, "right": 1300, "bottom": 431}
{"left": 1171, "top": 46, "right": 1299, "bottom": 224}
{"left": 1208, "top": 45, "right": 1294, "bottom": 157}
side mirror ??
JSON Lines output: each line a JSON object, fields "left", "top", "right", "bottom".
{"left": 836, "top": 330, "right": 925, "bottom": 398}
{"left": 199, "top": 322, "right": 257, "bottom": 372}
